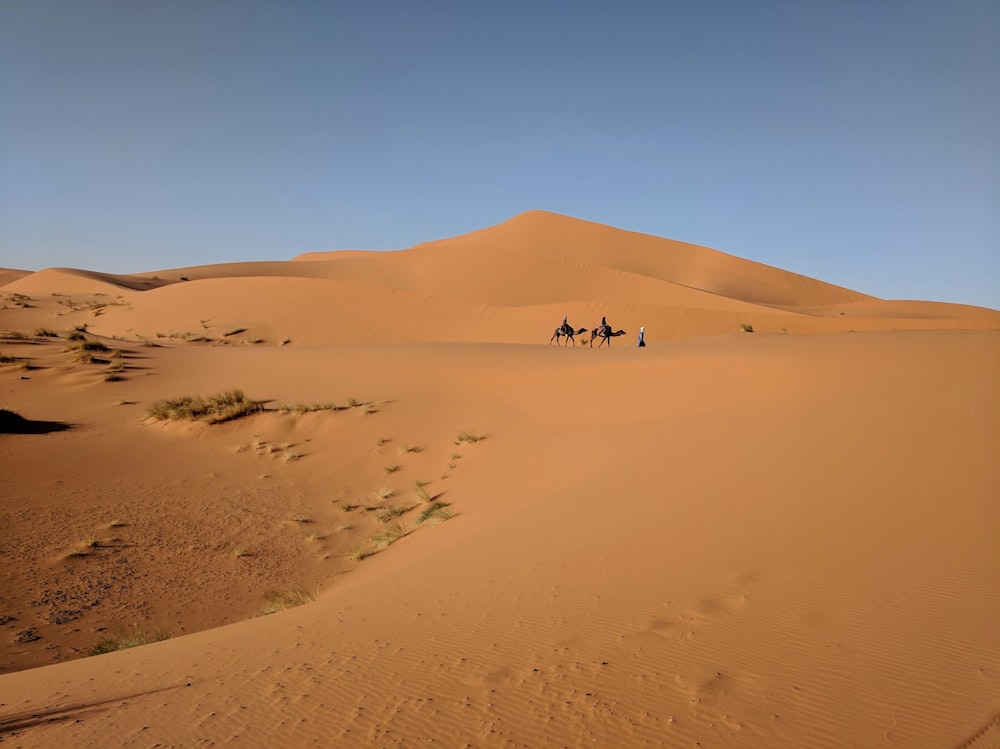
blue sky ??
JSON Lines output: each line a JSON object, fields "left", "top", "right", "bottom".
{"left": 2, "top": 1, "right": 997, "bottom": 308}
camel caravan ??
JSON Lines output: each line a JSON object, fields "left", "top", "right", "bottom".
{"left": 549, "top": 316, "right": 629, "bottom": 348}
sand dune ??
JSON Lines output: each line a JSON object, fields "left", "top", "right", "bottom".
{"left": 1, "top": 212, "right": 998, "bottom": 747}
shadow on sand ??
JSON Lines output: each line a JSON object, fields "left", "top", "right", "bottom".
{"left": 0, "top": 409, "right": 71, "bottom": 435}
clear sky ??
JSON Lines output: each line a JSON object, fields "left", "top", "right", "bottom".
{"left": 2, "top": 1, "right": 998, "bottom": 308}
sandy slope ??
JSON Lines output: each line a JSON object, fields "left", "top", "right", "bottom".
{"left": 1, "top": 212, "right": 998, "bottom": 747}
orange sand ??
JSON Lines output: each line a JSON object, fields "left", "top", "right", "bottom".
{"left": 1, "top": 211, "right": 998, "bottom": 747}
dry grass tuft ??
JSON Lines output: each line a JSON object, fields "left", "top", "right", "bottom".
{"left": 147, "top": 389, "right": 264, "bottom": 424}
{"left": 257, "top": 589, "right": 314, "bottom": 616}
{"left": 88, "top": 629, "right": 169, "bottom": 656}
{"left": 370, "top": 522, "right": 408, "bottom": 548}
{"left": 417, "top": 501, "right": 455, "bottom": 525}
{"left": 376, "top": 505, "right": 415, "bottom": 523}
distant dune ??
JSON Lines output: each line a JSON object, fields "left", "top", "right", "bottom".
{"left": 1, "top": 212, "right": 997, "bottom": 748}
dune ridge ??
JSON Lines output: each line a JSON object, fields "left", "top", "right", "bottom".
{"left": 1, "top": 212, "right": 997, "bottom": 748}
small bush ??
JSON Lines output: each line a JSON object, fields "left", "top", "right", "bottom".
{"left": 455, "top": 432, "right": 484, "bottom": 445}
{"left": 76, "top": 340, "right": 110, "bottom": 352}
{"left": 740, "top": 323, "right": 754, "bottom": 333}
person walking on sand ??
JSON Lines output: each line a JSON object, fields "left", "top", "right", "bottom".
{"left": 637, "top": 326, "right": 646, "bottom": 348}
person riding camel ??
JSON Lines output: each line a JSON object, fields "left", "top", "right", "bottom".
{"left": 599, "top": 316, "right": 610, "bottom": 337}
{"left": 561, "top": 316, "right": 572, "bottom": 336}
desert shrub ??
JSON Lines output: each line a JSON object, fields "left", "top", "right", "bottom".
{"left": 455, "top": 431, "right": 484, "bottom": 445}
{"left": 76, "top": 340, "right": 110, "bottom": 352}
{"left": 146, "top": 389, "right": 263, "bottom": 424}
{"left": 740, "top": 323, "right": 755, "bottom": 333}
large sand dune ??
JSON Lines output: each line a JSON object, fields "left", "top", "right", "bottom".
{"left": 1, "top": 212, "right": 998, "bottom": 747}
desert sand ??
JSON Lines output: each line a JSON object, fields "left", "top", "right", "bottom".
{"left": 1, "top": 210, "right": 998, "bottom": 747}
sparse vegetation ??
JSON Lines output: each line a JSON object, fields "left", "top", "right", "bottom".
{"left": 223, "top": 327, "right": 247, "bottom": 337}
{"left": 383, "top": 464, "right": 401, "bottom": 475}
{"left": 455, "top": 431, "right": 485, "bottom": 445}
{"left": 417, "top": 501, "right": 454, "bottom": 525}
{"left": 377, "top": 504, "right": 415, "bottom": 523}
{"left": 399, "top": 443, "right": 421, "bottom": 454}
{"left": 273, "top": 402, "right": 340, "bottom": 414}
{"left": 370, "top": 522, "right": 408, "bottom": 548}
{"left": 34, "top": 328, "right": 59, "bottom": 338}
{"left": 257, "top": 589, "right": 314, "bottom": 616}
{"left": 75, "top": 340, "right": 110, "bottom": 352}
{"left": 0, "top": 353, "right": 28, "bottom": 368}
{"left": 88, "top": 629, "right": 169, "bottom": 656}
{"left": 347, "top": 544, "right": 371, "bottom": 561}
{"left": 146, "top": 389, "right": 264, "bottom": 424}
{"left": 740, "top": 323, "right": 755, "bottom": 333}
{"left": 415, "top": 482, "right": 433, "bottom": 503}
{"left": 0, "top": 330, "right": 28, "bottom": 340}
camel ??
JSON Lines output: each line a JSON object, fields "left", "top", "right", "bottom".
{"left": 587, "top": 326, "right": 628, "bottom": 348}
{"left": 549, "top": 325, "right": 589, "bottom": 346}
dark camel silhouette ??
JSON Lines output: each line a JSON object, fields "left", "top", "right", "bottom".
{"left": 549, "top": 325, "right": 589, "bottom": 346}
{"left": 587, "top": 327, "right": 627, "bottom": 348}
